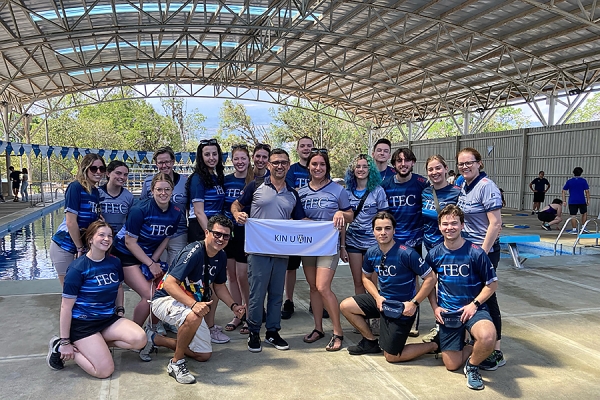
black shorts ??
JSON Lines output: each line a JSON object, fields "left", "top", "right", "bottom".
{"left": 70, "top": 314, "right": 121, "bottom": 343}
{"left": 533, "top": 192, "right": 545, "bottom": 203}
{"left": 353, "top": 293, "right": 415, "bottom": 356}
{"left": 346, "top": 245, "right": 368, "bottom": 255}
{"left": 187, "top": 218, "right": 206, "bottom": 243}
{"left": 287, "top": 255, "right": 302, "bottom": 271}
{"left": 538, "top": 212, "right": 555, "bottom": 223}
{"left": 224, "top": 225, "right": 247, "bottom": 263}
{"left": 569, "top": 204, "right": 587, "bottom": 215}
{"left": 12, "top": 182, "right": 20, "bottom": 189}
{"left": 111, "top": 248, "right": 141, "bottom": 267}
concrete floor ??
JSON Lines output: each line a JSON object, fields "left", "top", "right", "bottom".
{"left": 1, "top": 207, "right": 599, "bottom": 399}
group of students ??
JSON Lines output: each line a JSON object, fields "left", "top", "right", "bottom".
{"left": 45, "top": 137, "right": 506, "bottom": 390}
{"left": 0, "top": 165, "right": 28, "bottom": 202}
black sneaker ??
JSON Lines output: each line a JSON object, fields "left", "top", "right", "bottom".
{"left": 47, "top": 336, "right": 64, "bottom": 370}
{"left": 248, "top": 332, "right": 262, "bottom": 353}
{"left": 265, "top": 331, "right": 290, "bottom": 350}
{"left": 541, "top": 223, "right": 551, "bottom": 231}
{"left": 347, "top": 338, "right": 381, "bottom": 355}
{"left": 281, "top": 300, "right": 295, "bottom": 320}
{"left": 479, "top": 350, "right": 506, "bottom": 371}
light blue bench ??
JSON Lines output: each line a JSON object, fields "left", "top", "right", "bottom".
{"left": 499, "top": 235, "right": 541, "bottom": 269}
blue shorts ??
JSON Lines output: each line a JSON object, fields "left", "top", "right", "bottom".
{"left": 439, "top": 307, "right": 492, "bottom": 352}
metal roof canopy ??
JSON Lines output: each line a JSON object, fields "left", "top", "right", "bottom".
{"left": 1, "top": 0, "right": 600, "bottom": 128}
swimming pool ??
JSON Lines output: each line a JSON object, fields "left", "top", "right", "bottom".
{"left": 0, "top": 208, "right": 63, "bottom": 280}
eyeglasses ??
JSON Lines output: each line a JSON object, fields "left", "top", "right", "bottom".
{"left": 457, "top": 160, "right": 478, "bottom": 168}
{"left": 156, "top": 160, "right": 174, "bottom": 166}
{"left": 254, "top": 143, "right": 271, "bottom": 152}
{"left": 154, "top": 187, "right": 173, "bottom": 193}
{"left": 379, "top": 254, "right": 387, "bottom": 273}
{"left": 200, "top": 139, "right": 218, "bottom": 146}
{"left": 311, "top": 148, "right": 328, "bottom": 154}
{"left": 231, "top": 144, "right": 248, "bottom": 151}
{"left": 88, "top": 166, "right": 107, "bottom": 173}
{"left": 269, "top": 160, "right": 289, "bottom": 167}
{"left": 209, "top": 230, "right": 231, "bottom": 241}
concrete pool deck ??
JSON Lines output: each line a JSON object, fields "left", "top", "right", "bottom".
{"left": 1, "top": 207, "right": 599, "bottom": 399}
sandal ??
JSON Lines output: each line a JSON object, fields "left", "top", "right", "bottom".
{"left": 239, "top": 323, "right": 249, "bottom": 335}
{"left": 325, "top": 334, "right": 344, "bottom": 352}
{"left": 303, "top": 329, "right": 325, "bottom": 343}
{"left": 224, "top": 318, "right": 242, "bottom": 331}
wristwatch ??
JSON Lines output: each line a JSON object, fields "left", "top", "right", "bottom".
{"left": 472, "top": 299, "right": 481, "bottom": 309}
{"left": 411, "top": 298, "right": 419, "bottom": 306}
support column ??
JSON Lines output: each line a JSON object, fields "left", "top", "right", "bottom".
{"left": 2, "top": 101, "right": 10, "bottom": 198}
{"left": 367, "top": 125, "right": 372, "bottom": 153}
{"left": 517, "top": 128, "right": 529, "bottom": 211}
{"left": 407, "top": 121, "right": 412, "bottom": 148}
{"left": 548, "top": 95, "right": 556, "bottom": 126}
{"left": 463, "top": 110, "right": 470, "bottom": 135}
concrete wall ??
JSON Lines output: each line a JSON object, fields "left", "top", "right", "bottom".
{"left": 395, "top": 121, "right": 600, "bottom": 215}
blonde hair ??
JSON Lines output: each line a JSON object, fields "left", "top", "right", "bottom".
{"left": 151, "top": 172, "right": 174, "bottom": 191}
{"left": 76, "top": 154, "right": 106, "bottom": 193}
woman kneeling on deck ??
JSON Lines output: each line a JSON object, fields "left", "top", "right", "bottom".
{"left": 46, "top": 220, "right": 146, "bottom": 378}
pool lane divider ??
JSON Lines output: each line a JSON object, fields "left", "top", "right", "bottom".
{"left": 0, "top": 199, "right": 65, "bottom": 236}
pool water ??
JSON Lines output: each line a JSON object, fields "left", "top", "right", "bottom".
{"left": 0, "top": 208, "right": 63, "bottom": 280}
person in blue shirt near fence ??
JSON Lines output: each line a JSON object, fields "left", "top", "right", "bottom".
{"left": 51, "top": 153, "right": 105, "bottom": 285}
{"left": 223, "top": 144, "right": 254, "bottom": 334}
{"left": 112, "top": 173, "right": 181, "bottom": 340}
{"left": 340, "top": 153, "right": 387, "bottom": 295}
{"left": 186, "top": 138, "right": 229, "bottom": 344}
{"left": 562, "top": 167, "right": 591, "bottom": 234}
{"left": 456, "top": 147, "right": 504, "bottom": 370}
{"left": 99, "top": 160, "right": 134, "bottom": 235}
{"left": 46, "top": 220, "right": 146, "bottom": 378}
{"left": 426, "top": 205, "right": 498, "bottom": 391}
{"left": 422, "top": 155, "right": 461, "bottom": 251}
{"left": 299, "top": 148, "right": 354, "bottom": 352}
{"left": 141, "top": 147, "right": 189, "bottom": 265}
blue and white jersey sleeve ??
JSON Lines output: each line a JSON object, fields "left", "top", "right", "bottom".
{"left": 99, "top": 185, "right": 135, "bottom": 234}
{"left": 62, "top": 255, "right": 123, "bottom": 320}
{"left": 286, "top": 163, "right": 310, "bottom": 189}
{"left": 426, "top": 240, "right": 497, "bottom": 312}
{"left": 140, "top": 174, "right": 153, "bottom": 200}
{"left": 298, "top": 181, "right": 352, "bottom": 222}
{"left": 381, "top": 174, "right": 430, "bottom": 247}
{"left": 421, "top": 185, "right": 460, "bottom": 250}
{"left": 345, "top": 186, "right": 388, "bottom": 250}
{"left": 188, "top": 173, "right": 225, "bottom": 219}
{"left": 51, "top": 181, "right": 101, "bottom": 253}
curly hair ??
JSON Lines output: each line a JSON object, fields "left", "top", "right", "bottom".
{"left": 344, "top": 154, "right": 382, "bottom": 193}
{"left": 187, "top": 140, "right": 225, "bottom": 200}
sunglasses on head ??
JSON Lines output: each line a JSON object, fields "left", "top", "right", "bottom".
{"left": 88, "top": 165, "right": 107, "bottom": 173}
{"left": 311, "top": 148, "right": 328, "bottom": 154}
{"left": 255, "top": 143, "right": 271, "bottom": 152}
{"left": 231, "top": 144, "right": 249, "bottom": 151}
{"left": 200, "top": 139, "right": 218, "bottom": 146}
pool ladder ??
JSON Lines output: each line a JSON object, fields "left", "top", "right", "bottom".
{"left": 554, "top": 217, "right": 600, "bottom": 255}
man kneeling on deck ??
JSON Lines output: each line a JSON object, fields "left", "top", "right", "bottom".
{"left": 426, "top": 205, "right": 498, "bottom": 390}
{"left": 340, "top": 211, "right": 438, "bottom": 362}
{"left": 141, "top": 215, "right": 245, "bottom": 384}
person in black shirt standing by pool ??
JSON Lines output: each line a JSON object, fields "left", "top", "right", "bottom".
{"left": 9, "top": 166, "right": 21, "bottom": 202}
{"left": 529, "top": 171, "right": 550, "bottom": 214}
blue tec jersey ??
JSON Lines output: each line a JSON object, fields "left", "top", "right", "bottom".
{"left": 141, "top": 173, "right": 189, "bottom": 237}
{"left": 298, "top": 181, "right": 352, "bottom": 222}
{"left": 154, "top": 241, "right": 227, "bottom": 301}
{"left": 421, "top": 185, "right": 461, "bottom": 250}
{"left": 62, "top": 255, "right": 124, "bottom": 320}
{"left": 188, "top": 173, "right": 225, "bottom": 220}
{"left": 52, "top": 181, "right": 100, "bottom": 253}
{"left": 99, "top": 185, "right": 135, "bottom": 234}
{"left": 363, "top": 242, "right": 432, "bottom": 303}
{"left": 563, "top": 177, "right": 589, "bottom": 204}
{"left": 286, "top": 162, "right": 310, "bottom": 189}
{"left": 380, "top": 166, "right": 396, "bottom": 181}
{"left": 425, "top": 240, "right": 497, "bottom": 312}
{"left": 345, "top": 186, "right": 388, "bottom": 250}
{"left": 381, "top": 174, "right": 430, "bottom": 247}
{"left": 223, "top": 173, "right": 247, "bottom": 224}
{"left": 113, "top": 198, "right": 182, "bottom": 257}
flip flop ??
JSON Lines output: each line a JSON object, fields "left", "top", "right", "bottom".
{"left": 303, "top": 329, "right": 325, "bottom": 343}
{"left": 325, "top": 334, "right": 344, "bottom": 352}
{"left": 239, "top": 324, "right": 249, "bottom": 335}
{"left": 224, "top": 319, "right": 242, "bottom": 331}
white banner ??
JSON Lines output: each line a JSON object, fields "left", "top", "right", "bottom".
{"left": 245, "top": 218, "right": 339, "bottom": 256}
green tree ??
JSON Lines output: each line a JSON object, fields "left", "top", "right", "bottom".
{"left": 158, "top": 85, "right": 207, "bottom": 151}
{"left": 218, "top": 100, "right": 271, "bottom": 145}
{"left": 569, "top": 93, "right": 600, "bottom": 123}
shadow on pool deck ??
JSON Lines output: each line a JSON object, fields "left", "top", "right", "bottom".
{"left": 1, "top": 248, "right": 600, "bottom": 400}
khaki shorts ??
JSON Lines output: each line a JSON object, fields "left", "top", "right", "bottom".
{"left": 151, "top": 296, "right": 212, "bottom": 354}
{"left": 302, "top": 252, "right": 340, "bottom": 271}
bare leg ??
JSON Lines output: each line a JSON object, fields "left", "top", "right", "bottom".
{"left": 284, "top": 269, "right": 297, "bottom": 302}
{"left": 71, "top": 333, "right": 115, "bottom": 378}
{"left": 340, "top": 297, "right": 374, "bottom": 339}
{"left": 315, "top": 267, "right": 343, "bottom": 337}
{"left": 303, "top": 265, "right": 323, "bottom": 333}
{"left": 384, "top": 342, "right": 438, "bottom": 363}
{"left": 347, "top": 252, "right": 365, "bottom": 295}
{"left": 123, "top": 265, "right": 153, "bottom": 326}
{"left": 236, "top": 261, "right": 250, "bottom": 308}
{"left": 101, "top": 318, "right": 146, "bottom": 350}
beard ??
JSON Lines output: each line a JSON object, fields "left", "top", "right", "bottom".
{"left": 398, "top": 166, "right": 413, "bottom": 178}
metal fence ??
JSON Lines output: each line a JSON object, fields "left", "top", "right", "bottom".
{"left": 395, "top": 121, "right": 600, "bottom": 214}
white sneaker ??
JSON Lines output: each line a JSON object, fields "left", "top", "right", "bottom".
{"left": 210, "top": 325, "right": 231, "bottom": 344}
{"left": 167, "top": 359, "right": 196, "bottom": 384}
{"left": 155, "top": 321, "right": 167, "bottom": 336}
{"left": 139, "top": 328, "right": 156, "bottom": 362}
{"left": 568, "top": 229, "right": 578, "bottom": 235}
